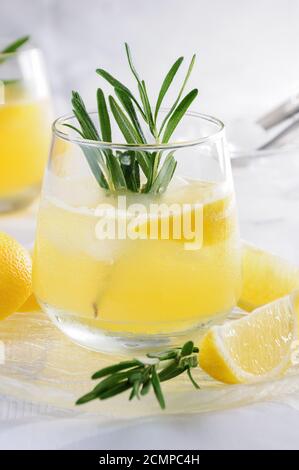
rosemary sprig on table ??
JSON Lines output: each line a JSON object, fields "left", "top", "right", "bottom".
{"left": 76, "top": 341, "right": 200, "bottom": 410}
{"left": 68, "top": 44, "right": 198, "bottom": 194}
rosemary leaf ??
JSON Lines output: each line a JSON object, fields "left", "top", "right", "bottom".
{"left": 140, "top": 80, "right": 155, "bottom": 136}
{"left": 114, "top": 87, "right": 146, "bottom": 142}
{"left": 99, "top": 382, "right": 131, "bottom": 400}
{"left": 72, "top": 91, "right": 100, "bottom": 141}
{"left": 63, "top": 123, "right": 85, "bottom": 138}
{"left": 0, "top": 35, "right": 30, "bottom": 67}
{"left": 92, "top": 360, "right": 140, "bottom": 379}
{"left": 159, "top": 366, "right": 187, "bottom": 382}
{"left": 140, "top": 379, "right": 151, "bottom": 396}
{"left": 97, "top": 88, "right": 112, "bottom": 142}
{"left": 125, "top": 43, "right": 142, "bottom": 85}
{"left": 124, "top": 43, "right": 156, "bottom": 136}
{"left": 129, "top": 387, "right": 136, "bottom": 401}
{"left": 71, "top": 91, "right": 111, "bottom": 188}
{"left": 159, "top": 54, "right": 196, "bottom": 136}
{"left": 147, "top": 349, "right": 180, "bottom": 361}
{"left": 162, "top": 89, "right": 198, "bottom": 143}
{"left": 96, "top": 68, "right": 146, "bottom": 120}
{"left": 149, "top": 151, "right": 177, "bottom": 194}
{"left": 2, "top": 79, "right": 19, "bottom": 85}
{"left": 80, "top": 147, "right": 109, "bottom": 189}
{"left": 154, "top": 56, "right": 184, "bottom": 122}
{"left": 109, "top": 95, "right": 142, "bottom": 144}
{"left": 96, "top": 90, "right": 127, "bottom": 189}
{"left": 158, "top": 360, "right": 179, "bottom": 382}
{"left": 93, "top": 368, "right": 142, "bottom": 395}
{"left": 109, "top": 95, "right": 150, "bottom": 177}
{"left": 76, "top": 390, "right": 98, "bottom": 405}
{"left": 1, "top": 35, "right": 30, "bottom": 54}
{"left": 181, "top": 340, "right": 195, "bottom": 357}
{"left": 106, "top": 154, "right": 127, "bottom": 190}
{"left": 119, "top": 152, "right": 140, "bottom": 192}
{"left": 151, "top": 365, "right": 166, "bottom": 410}
{"left": 187, "top": 367, "right": 200, "bottom": 390}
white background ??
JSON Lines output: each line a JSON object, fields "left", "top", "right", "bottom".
{"left": 2, "top": 0, "right": 299, "bottom": 121}
{"left": 1, "top": 0, "right": 299, "bottom": 450}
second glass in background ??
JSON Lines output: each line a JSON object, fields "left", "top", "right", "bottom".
{"left": 0, "top": 38, "right": 52, "bottom": 213}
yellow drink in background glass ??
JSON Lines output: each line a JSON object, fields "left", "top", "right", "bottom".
{"left": 0, "top": 43, "right": 52, "bottom": 212}
{"left": 0, "top": 82, "right": 51, "bottom": 198}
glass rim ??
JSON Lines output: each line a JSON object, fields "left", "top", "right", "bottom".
{"left": 52, "top": 110, "right": 225, "bottom": 151}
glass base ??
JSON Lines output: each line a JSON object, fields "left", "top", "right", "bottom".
{"left": 0, "top": 185, "right": 40, "bottom": 214}
{"left": 42, "top": 302, "right": 229, "bottom": 355}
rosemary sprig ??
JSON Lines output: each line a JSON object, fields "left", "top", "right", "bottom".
{"left": 0, "top": 36, "right": 30, "bottom": 68}
{"left": 1, "top": 36, "right": 30, "bottom": 54}
{"left": 69, "top": 44, "right": 198, "bottom": 194}
{"left": 76, "top": 341, "right": 200, "bottom": 410}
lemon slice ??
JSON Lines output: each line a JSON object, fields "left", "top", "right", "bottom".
{"left": 200, "top": 292, "right": 299, "bottom": 384}
{"left": 133, "top": 194, "right": 235, "bottom": 248}
{"left": 133, "top": 204, "right": 203, "bottom": 249}
{"left": 18, "top": 293, "right": 40, "bottom": 313}
{"left": 239, "top": 243, "right": 299, "bottom": 311}
{"left": 0, "top": 232, "right": 32, "bottom": 320}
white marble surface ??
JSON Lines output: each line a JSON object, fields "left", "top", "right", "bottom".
{"left": 1, "top": 0, "right": 299, "bottom": 451}
{"left": 1, "top": 402, "right": 299, "bottom": 450}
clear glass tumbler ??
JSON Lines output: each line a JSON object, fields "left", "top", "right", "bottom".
{"left": 33, "top": 111, "right": 242, "bottom": 353}
{"left": 0, "top": 39, "right": 52, "bottom": 212}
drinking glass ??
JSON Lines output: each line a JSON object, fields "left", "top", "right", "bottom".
{"left": 0, "top": 39, "right": 52, "bottom": 212}
{"left": 33, "top": 111, "right": 242, "bottom": 353}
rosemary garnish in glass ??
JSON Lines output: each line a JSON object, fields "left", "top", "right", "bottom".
{"left": 0, "top": 35, "right": 30, "bottom": 56}
{"left": 76, "top": 341, "right": 200, "bottom": 410}
{"left": 68, "top": 44, "right": 198, "bottom": 194}
{"left": 0, "top": 35, "right": 30, "bottom": 84}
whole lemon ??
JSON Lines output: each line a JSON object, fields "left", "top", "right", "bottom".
{"left": 0, "top": 232, "right": 32, "bottom": 320}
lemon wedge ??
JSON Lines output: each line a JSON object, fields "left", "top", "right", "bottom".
{"left": 17, "top": 293, "right": 40, "bottom": 313}
{"left": 200, "top": 292, "right": 299, "bottom": 384}
{"left": 133, "top": 193, "right": 235, "bottom": 248}
{"left": 239, "top": 243, "right": 299, "bottom": 311}
{"left": 133, "top": 204, "right": 203, "bottom": 249}
{"left": 0, "top": 232, "right": 32, "bottom": 319}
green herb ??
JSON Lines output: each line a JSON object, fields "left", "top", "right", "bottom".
{"left": 69, "top": 44, "right": 198, "bottom": 194}
{"left": 1, "top": 36, "right": 30, "bottom": 54}
{"left": 76, "top": 341, "right": 200, "bottom": 410}
{"left": 0, "top": 36, "right": 30, "bottom": 66}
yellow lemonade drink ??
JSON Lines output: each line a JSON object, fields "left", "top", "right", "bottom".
{"left": 0, "top": 82, "right": 52, "bottom": 201}
{"left": 33, "top": 177, "right": 242, "bottom": 339}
